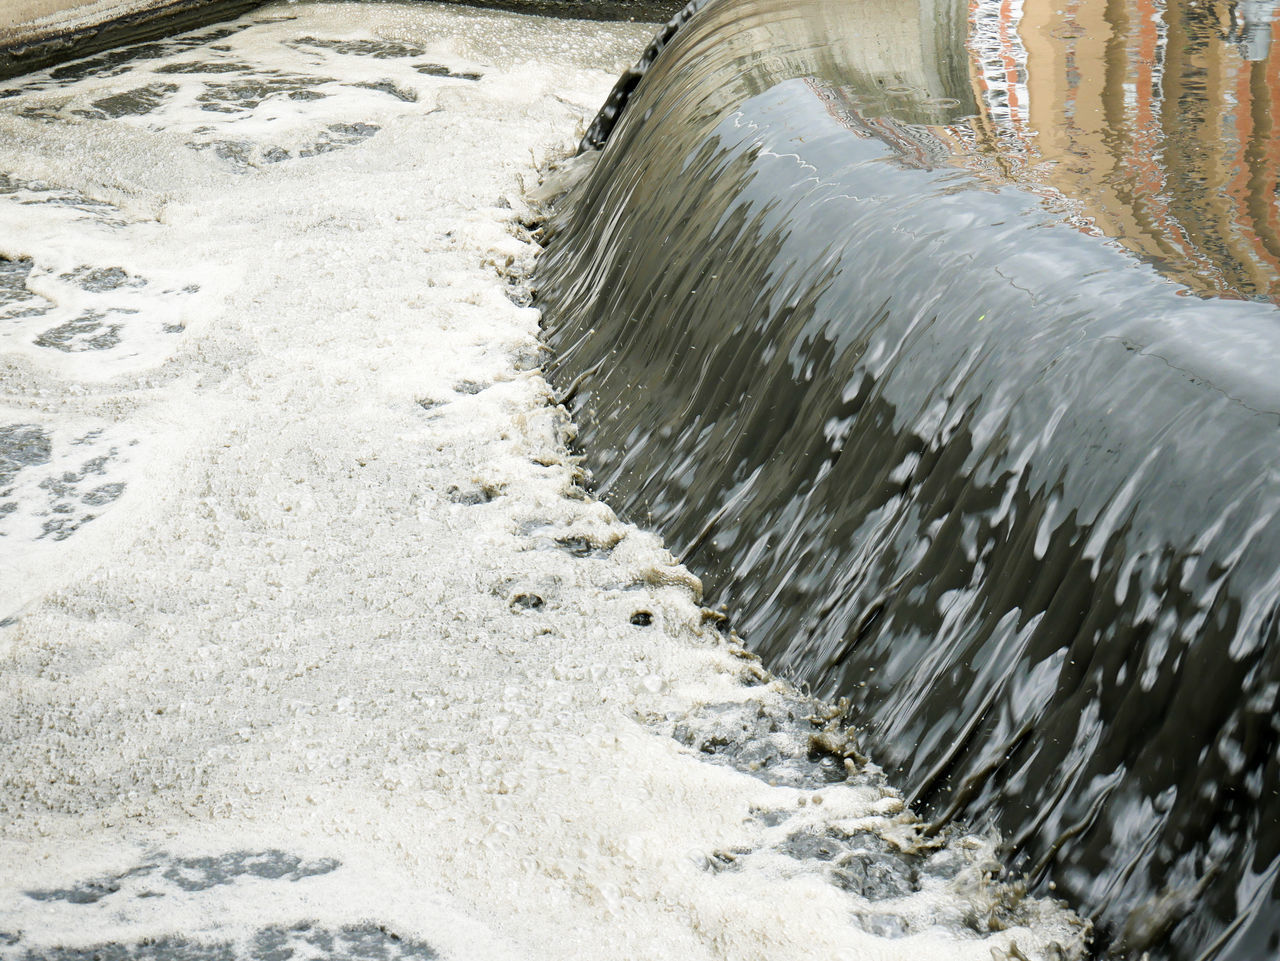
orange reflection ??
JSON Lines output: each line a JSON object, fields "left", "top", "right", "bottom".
{"left": 954, "top": 0, "right": 1280, "bottom": 301}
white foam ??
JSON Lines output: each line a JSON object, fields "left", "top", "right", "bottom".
{"left": 0, "top": 4, "right": 1087, "bottom": 960}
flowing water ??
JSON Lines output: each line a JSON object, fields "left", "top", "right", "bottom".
{"left": 536, "top": 0, "right": 1280, "bottom": 958}
{"left": 0, "top": 3, "right": 1093, "bottom": 960}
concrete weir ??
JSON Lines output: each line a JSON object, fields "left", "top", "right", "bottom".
{"left": 0, "top": 0, "right": 686, "bottom": 80}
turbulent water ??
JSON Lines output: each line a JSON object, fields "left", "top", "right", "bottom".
{"left": 0, "top": 3, "right": 1094, "bottom": 960}
{"left": 536, "top": 0, "right": 1280, "bottom": 958}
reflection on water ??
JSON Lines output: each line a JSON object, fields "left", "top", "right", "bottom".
{"left": 640, "top": 0, "right": 1280, "bottom": 303}
{"left": 538, "top": 0, "right": 1280, "bottom": 959}
{"left": 1238, "top": 0, "right": 1280, "bottom": 59}
{"left": 914, "top": 0, "right": 1280, "bottom": 302}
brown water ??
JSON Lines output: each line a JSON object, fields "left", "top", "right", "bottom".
{"left": 955, "top": 0, "right": 1280, "bottom": 304}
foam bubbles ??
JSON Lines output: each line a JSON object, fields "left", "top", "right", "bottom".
{"left": 0, "top": 4, "right": 1086, "bottom": 960}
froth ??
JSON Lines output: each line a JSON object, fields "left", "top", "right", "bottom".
{"left": 0, "top": 4, "right": 1086, "bottom": 960}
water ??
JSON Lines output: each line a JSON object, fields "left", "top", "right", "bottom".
{"left": 0, "top": 1, "right": 690, "bottom": 82}
{"left": 535, "top": 0, "right": 1280, "bottom": 958}
{"left": 0, "top": 3, "right": 1090, "bottom": 960}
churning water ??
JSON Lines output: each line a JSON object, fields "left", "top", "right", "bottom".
{"left": 0, "top": 3, "right": 1093, "bottom": 961}
{"left": 537, "top": 0, "right": 1280, "bottom": 958}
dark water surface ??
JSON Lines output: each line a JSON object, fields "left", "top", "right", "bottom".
{"left": 536, "top": 0, "right": 1280, "bottom": 958}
